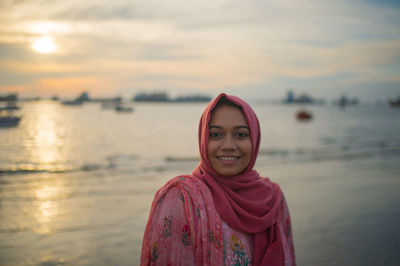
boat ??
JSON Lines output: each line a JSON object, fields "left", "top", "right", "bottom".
{"left": 61, "top": 99, "right": 84, "bottom": 105}
{"left": 115, "top": 103, "right": 133, "bottom": 112}
{"left": 296, "top": 110, "right": 313, "bottom": 121}
{"left": 0, "top": 105, "right": 21, "bottom": 127}
{"left": 174, "top": 95, "right": 212, "bottom": 102}
{"left": 388, "top": 96, "right": 400, "bottom": 108}
{"left": 133, "top": 92, "right": 169, "bottom": 102}
{"left": 132, "top": 92, "right": 211, "bottom": 103}
{"left": 0, "top": 115, "right": 21, "bottom": 127}
{"left": 61, "top": 92, "right": 89, "bottom": 106}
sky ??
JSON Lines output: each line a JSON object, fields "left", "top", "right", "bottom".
{"left": 0, "top": 0, "right": 399, "bottom": 102}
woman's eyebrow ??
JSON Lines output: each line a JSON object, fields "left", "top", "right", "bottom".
{"left": 209, "top": 125, "right": 222, "bottom": 129}
{"left": 236, "top": 125, "right": 250, "bottom": 130}
{"left": 209, "top": 125, "right": 249, "bottom": 130}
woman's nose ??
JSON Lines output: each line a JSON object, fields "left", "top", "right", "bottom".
{"left": 221, "top": 135, "right": 236, "bottom": 150}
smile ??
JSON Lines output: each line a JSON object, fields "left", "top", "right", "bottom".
{"left": 218, "top": 156, "right": 240, "bottom": 161}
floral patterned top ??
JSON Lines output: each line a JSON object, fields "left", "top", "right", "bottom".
{"left": 141, "top": 175, "right": 295, "bottom": 266}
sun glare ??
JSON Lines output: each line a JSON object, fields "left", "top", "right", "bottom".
{"left": 33, "top": 36, "right": 56, "bottom": 53}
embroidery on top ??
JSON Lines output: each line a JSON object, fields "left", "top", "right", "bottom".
{"left": 162, "top": 216, "right": 173, "bottom": 237}
{"left": 177, "top": 190, "right": 185, "bottom": 202}
{"left": 209, "top": 231, "right": 222, "bottom": 249}
{"left": 181, "top": 224, "right": 192, "bottom": 246}
{"left": 151, "top": 242, "right": 159, "bottom": 262}
{"left": 229, "top": 234, "right": 250, "bottom": 266}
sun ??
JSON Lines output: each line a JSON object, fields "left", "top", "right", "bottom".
{"left": 32, "top": 36, "right": 57, "bottom": 53}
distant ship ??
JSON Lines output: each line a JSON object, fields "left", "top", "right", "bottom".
{"left": 133, "top": 92, "right": 211, "bottom": 102}
{"left": 61, "top": 92, "right": 90, "bottom": 106}
{"left": 133, "top": 92, "right": 169, "bottom": 102}
{"left": 115, "top": 104, "right": 133, "bottom": 112}
{"left": 334, "top": 95, "right": 359, "bottom": 108}
{"left": 174, "top": 95, "right": 212, "bottom": 102}
{"left": 0, "top": 93, "right": 18, "bottom": 102}
{"left": 282, "top": 90, "right": 324, "bottom": 105}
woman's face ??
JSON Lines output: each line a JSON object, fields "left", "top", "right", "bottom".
{"left": 207, "top": 105, "right": 252, "bottom": 177}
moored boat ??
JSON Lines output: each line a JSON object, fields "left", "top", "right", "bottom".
{"left": 0, "top": 115, "right": 21, "bottom": 127}
{"left": 388, "top": 96, "right": 400, "bottom": 108}
{"left": 115, "top": 104, "right": 133, "bottom": 112}
{"left": 0, "top": 106, "right": 21, "bottom": 127}
{"left": 296, "top": 110, "right": 313, "bottom": 121}
{"left": 0, "top": 101, "right": 22, "bottom": 127}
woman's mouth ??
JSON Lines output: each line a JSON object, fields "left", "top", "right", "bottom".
{"left": 217, "top": 156, "right": 240, "bottom": 161}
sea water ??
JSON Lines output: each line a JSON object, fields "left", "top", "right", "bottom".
{"left": 0, "top": 100, "right": 399, "bottom": 265}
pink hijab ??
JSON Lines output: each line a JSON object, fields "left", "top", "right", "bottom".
{"left": 193, "top": 93, "right": 284, "bottom": 266}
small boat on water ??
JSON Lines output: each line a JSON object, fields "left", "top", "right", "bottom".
{"left": 296, "top": 110, "right": 313, "bottom": 121}
{"left": 0, "top": 104, "right": 21, "bottom": 127}
{"left": 388, "top": 96, "right": 400, "bottom": 108}
{"left": 115, "top": 103, "right": 133, "bottom": 112}
{"left": 0, "top": 115, "right": 21, "bottom": 127}
{"left": 61, "top": 99, "right": 84, "bottom": 106}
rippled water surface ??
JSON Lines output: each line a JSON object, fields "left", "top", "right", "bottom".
{"left": 1, "top": 101, "right": 399, "bottom": 265}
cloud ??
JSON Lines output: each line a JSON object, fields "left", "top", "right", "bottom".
{"left": 0, "top": 0, "right": 399, "bottom": 99}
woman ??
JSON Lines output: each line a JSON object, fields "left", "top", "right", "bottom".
{"left": 141, "top": 93, "right": 296, "bottom": 265}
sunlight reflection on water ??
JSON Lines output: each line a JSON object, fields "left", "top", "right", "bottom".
{"left": 32, "top": 181, "right": 67, "bottom": 235}
{"left": 35, "top": 201, "right": 59, "bottom": 234}
{"left": 23, "top": 101, "right": 69, "bottom": 171}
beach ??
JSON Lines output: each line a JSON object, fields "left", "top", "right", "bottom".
{"left": 0, "top": 100, "right": 399, "bottom": 265}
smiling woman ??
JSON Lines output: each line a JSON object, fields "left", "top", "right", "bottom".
{"left": 32, "top": 36, "right": 56, "bottom": 53}
{"left": 141, "top": 93, "right": 296, "bottom": 266}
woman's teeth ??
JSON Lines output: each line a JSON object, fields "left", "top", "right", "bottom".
{"left": 218, "top": 156, "right": 239, "bottom": 161}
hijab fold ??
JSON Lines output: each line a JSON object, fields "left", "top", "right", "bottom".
{"left": 192, "top": 93, "right": 284, "bottom": 266}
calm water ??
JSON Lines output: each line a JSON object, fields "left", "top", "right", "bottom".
{"left": 0, "top": 100, "right": 399, "bottom": 265}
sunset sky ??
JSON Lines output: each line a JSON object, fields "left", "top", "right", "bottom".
{"left": 0, "top": 0, "right": 399, "bottom": 101}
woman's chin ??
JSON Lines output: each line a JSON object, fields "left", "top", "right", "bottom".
{"left": 213, "top": 167, "right": 243, "bottom": 177}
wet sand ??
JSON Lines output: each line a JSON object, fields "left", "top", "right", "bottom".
{"left": 0, "top": 156, "right": 399, "bottom": 265}
{"left": 264, "top": 157, "right": 400, "bottom": 266}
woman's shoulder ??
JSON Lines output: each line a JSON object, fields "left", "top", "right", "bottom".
{"left": 167, "top": 174, "right": 203, "bottom": 186}
{"left": 157, "top": 175, "right": 205, "bottom": 194}
{"left": 153, "top": 175, "right": 209, "bottom": 204}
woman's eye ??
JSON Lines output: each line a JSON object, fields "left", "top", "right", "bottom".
{"left": 209, "top": 132, "right": 222, "bottom": 138}
{"left": 235, "top": 132, "right": 249, "bottom": 138}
